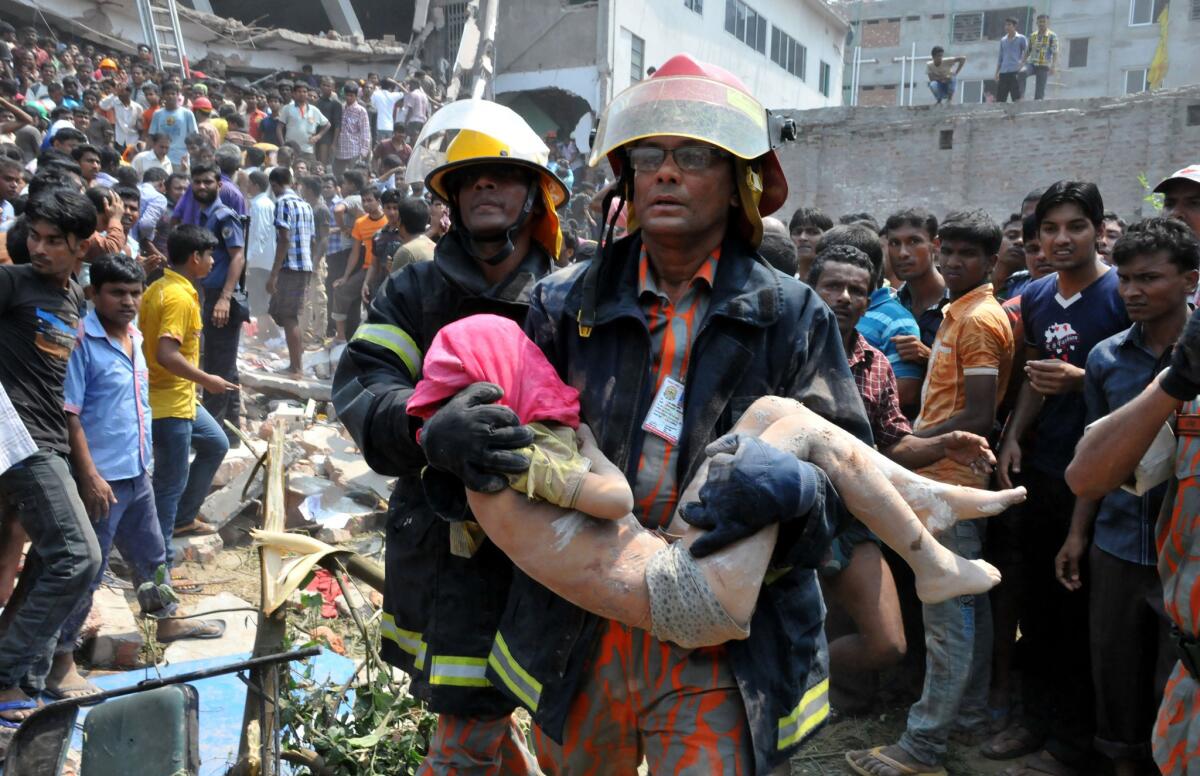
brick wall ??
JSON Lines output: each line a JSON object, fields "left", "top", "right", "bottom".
{"left": 777, "top": 86, "right": 1200, "bottom": 224}
{"left": 858, "top": 18, "right": 901, "bottom": 48}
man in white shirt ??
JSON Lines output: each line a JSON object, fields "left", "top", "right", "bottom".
{"left": 98, "top": 80, "right": 143, "bottom": 151}
{"left": 135, "top": 167, "right": 170, "bottom": 257}
{"left": 245, "top": 170, "right": 278, "bottom": 340}
{"left": 369, "top": 79, "right": 405, "bottom": 143}
{"left": 278, "top": 83, "right": 330, "bottom": 159}
{"left": 132, "top": 133, "right": 173, "bottom": 178}
{"left": 398, "top": 78, "right": 429, "bottom": 139}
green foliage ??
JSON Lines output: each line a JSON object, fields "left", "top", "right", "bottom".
{"left": 1139, "top": 172, "right": 1164, "bottom": 212}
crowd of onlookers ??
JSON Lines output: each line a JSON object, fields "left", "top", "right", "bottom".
{"left": 2, "top": 15, "right": 1200, "bottom": 776}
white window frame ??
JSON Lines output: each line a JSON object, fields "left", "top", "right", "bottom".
{"left": 1129, "top": 0, "right": 1155, "bottom": 26}
{"left": 1124, "top": 67, "right": 1149, "bottom": 93}
{"left": 630, "top": 33, "right": 645, "bottom": 84}
{"left": 818, "top": 60, "right": 832, "bottom": 97}
{"left": 770, "top": 27, "right": 807, "bottom": 80}
{"left": 685, "top": 0, "right": 702, "bottom": 13}
{"left": 725, "top": 0, "right": 768, "bottom": 54}
{"left": 958, "top": 79, "right": 986, "bottom": 103}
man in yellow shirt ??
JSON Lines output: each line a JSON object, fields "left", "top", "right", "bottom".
{"left": 141, "top": 224, "right": 236, "bottom": 567}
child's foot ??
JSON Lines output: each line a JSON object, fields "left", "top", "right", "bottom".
{"left": 915, "top": 554, "right": 1001, "bottom": 604}
{"left": 900, "top": 483, "right": 1027, "bottom": 534}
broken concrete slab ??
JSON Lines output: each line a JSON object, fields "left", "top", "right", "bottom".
{"left": 324, "top": 436, "right": 394, "bottom": 503}
{"left": 162, "top": 592, "right": 258, "bottom": 664}
{"left": 201, "top": 454, "right": 266, "bottom": 531}
{"left": 297, "top": 423, "right": 344, "bottom": 456}
{"left": 171, "top": 532, "right": 224, "bottom": 564}
{"left": 210, "top": 443, "right": 256, "bottom": 489}
{"left": 241, "top": 368, "right": 332, "bottom": 402}
{"left": 267, "top": 401, "right": 308, "bottom": 435}
{"left": 83, "top": 585, "right": 144, "bottom": 669}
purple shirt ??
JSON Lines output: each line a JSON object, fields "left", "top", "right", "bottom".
{"left": 172, "top": 175, "right": 247, "bottom": 225}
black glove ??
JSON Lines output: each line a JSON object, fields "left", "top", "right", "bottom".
{"left": 681, "top": 434, "right": 822, "bottom": 559}
{"left": 1161, "top": 306, "right": 1200, "bottom": 401}
{"left": 420, "top": 382, "right": 535, "bottom": 493}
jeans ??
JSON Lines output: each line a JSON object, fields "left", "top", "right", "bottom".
{"left": 57, "top": 472, "right": 175, "bottom": 654}
{"left": 152, "top": 405, "right": 229, "bottom": 567}
{"left": 1017, "top": 469, "right": 1094, "bottom": 765}
{"left": 1030, "top": 65, "right": 1050, "bottom": 99}
{"left": 201, "top": 292, "right": 243, "bottom": 436}
{"left": 0, "top": 450, "right": 101, "bottom": 692}
{"left": 898, "top": 520, "right": 992, "bottom": 766}
{"left": 928, "top": 78, "right": 956, "bottom": 103}
{"left": 996, "top": 72, "right": 1022, "bottom": 102}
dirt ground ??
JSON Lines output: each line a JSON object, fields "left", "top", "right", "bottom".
{"left": 789, "top": 708, "right": 1016, "bottom": 776}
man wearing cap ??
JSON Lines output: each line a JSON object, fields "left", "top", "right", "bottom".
{"left": 332, "top": 99, "right": 569, "bottom": 773}
{"left": 1156, "top": 166, "right": 1200, "bottom": 305}
{"left": 410, "top": 56, "right": 868, "bottom": 774}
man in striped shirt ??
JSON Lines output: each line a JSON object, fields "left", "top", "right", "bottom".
{"left": 268, "top": 166, "right": 314, "bottom": 378}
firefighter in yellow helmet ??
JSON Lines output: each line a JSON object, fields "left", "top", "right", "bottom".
{"left": 331, "top": 99, "right": 566, "bottom": 774}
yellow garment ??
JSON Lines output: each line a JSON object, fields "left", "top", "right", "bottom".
{"left": 506, "top": 422, "right": 592, "bottom": 509}
{"left": 140, "top": 268, "right": 202, "bottom": 420}
{"left": 1148, "top": 6, "right": 1169, "bottom": 90}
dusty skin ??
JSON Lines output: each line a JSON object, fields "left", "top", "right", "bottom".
{"left": 466, "top": 396, "right": 1026, "bottom": 646}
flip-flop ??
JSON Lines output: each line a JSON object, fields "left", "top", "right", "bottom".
{"left": 981, "top": 724, "right": 1043, "bottom": 760}
{"left": 845, "top": 747, "right": 948, "bottom": 776}
{"left": 41, "top": 682, "right": 103, "bottom": 704}
{"left": 174, "top": 520, "right": 219, "bottom": 536}
{"left": 156, "top": 618, "right": 227, "bottom": 643}
{"left": 171, "top": 579, "right": 205, "bottom": 594}
{"left": 0, "top": 698, "right": 40, "bottom": 729}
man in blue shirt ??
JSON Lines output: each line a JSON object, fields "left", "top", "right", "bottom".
{"left": 993, "top": 181, "right": 1131, "bottom": 774}
{"left": 147, "top": 83, "right": 197, "bottom": 168}
{"left": 995, "top": 17, "right": 1029, "bottom": 103}
{"left": 1056, "top": 218, "right": 1197, "bottom": 776}
{"left": 55, "top": 255, "right": 223, "bottom": 700}
{"left": 191, "top": 162, "right": 246, "bottom": 438}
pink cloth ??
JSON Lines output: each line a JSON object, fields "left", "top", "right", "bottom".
{"left": 408, "top": 314, "right": 581, "bottom": 428}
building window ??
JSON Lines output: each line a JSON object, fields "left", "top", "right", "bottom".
{"left": 939, "top": 130, "right": 954, "bottom": 149}
{"left": 819, "top": 60, "right": 832, "bottom": 97}
{"left": 959, "top": 79, "right": 986, "bottom": 103}
{"left": 1192, "top": 0, "right": 1200, "bottom": 21}
{"left": 770, "top": 27, "right": 807, "bottom": 79}
{"left": 1067, "top": 38, "right": 1088, "bottom": 68}
{"left": 1130, "top": 0, "right": 1167, "bottom": 25}
{"left": 725, "top": 0, "right": 768, "bottom": 54}
{"left": 685, "top": 0, "right": 702, "bottom": 13}
{"left": 952, "top": 12, "right": 984, "bottom": 42}
{"left": 1125, "top": 68, "right": 1149, "bottom": 93}
{"left": 630, "top": 34, "right": 645, "bottom": 84}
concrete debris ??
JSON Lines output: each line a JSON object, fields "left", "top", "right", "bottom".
{"left": 324, "top": 435, "right": 394, "bottom": 503}
{"left": 171, "top": 531, "right": 225, "bottom": 565}
{"left": 240, "top": 369, "right": 332, "bottom": 403}
{"left": 83, "top": 586, "right": 144, "bottom": 669}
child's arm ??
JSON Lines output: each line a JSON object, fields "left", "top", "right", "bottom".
{"left": 573, "top": 423, "right": 634, "bottom": 520}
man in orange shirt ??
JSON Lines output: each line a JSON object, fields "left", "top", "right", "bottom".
{"left": 848, "top": 210, "right": 1013, "bottom": 776}
{"left": 330, "top": 187, "right": 386, "bottom": 341}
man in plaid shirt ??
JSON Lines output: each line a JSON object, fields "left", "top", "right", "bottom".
{"left": 268, "top": 166, "right": 315, "bottom": 378}
{"left": 807, "top": 244, "right": 998, "bottom": 718}
{"left": 333, "top": 82, "right": 372, "bottom": 177}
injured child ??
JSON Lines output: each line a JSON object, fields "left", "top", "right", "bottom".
{"left": 407, "top": 315, "right": 1027, "bottom": 649}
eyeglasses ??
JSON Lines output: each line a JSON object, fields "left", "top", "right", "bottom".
{"left": 627, "top": 145, "right": 730, "bottom": 173}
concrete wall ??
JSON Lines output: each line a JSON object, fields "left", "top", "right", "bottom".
{"left": 837, "top": 0, "right": 1200, "bottom": 105}
{"left": 775, "top": 85, "right": 1200, "bottom": 224}
{"left": 607, "top": 0, "right": 848, "bottom": 110}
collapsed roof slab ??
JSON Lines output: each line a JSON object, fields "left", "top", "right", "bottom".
{"left": 4, "top": 0, "right": 404, "bottom": 77}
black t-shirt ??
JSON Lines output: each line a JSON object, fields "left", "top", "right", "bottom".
{"left": 316, "top": 96, "right": 343, "bottom": 136}
{"left": 0, "top": 264, "right": 84, "bottom": 454}
{"left": 373, "top": 225, "right": 405, "bottom": 272}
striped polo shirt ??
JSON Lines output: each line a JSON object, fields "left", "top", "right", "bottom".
{"left": 633, "top": 247, "right": 719, "bottom": 529}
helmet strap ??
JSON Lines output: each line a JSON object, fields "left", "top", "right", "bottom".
{"left": 578, "top": 169, "right": 631, "bottom": 337}
{"left": 449, "top": 181, "right": 540, "bottom": 266}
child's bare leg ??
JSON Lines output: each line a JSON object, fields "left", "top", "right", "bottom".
{"left": 683, "top": 396, "right": 1026, "bottom": 533}
{"left": 746, "top": 405, "right": 1001, "bottom": 603}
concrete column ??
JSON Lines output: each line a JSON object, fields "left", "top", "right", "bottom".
{"left": 320, "top": 0, "right": 365, "bottom": 38}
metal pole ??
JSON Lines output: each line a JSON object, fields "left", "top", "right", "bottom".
{"left": 909, "top": 41, "right": 917, "bottom": 105}
{"left": 898, "top": 51, "right": 905, "bottom": 105}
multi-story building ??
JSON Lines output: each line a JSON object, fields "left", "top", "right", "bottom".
{"left": 835, "top": 0, "right": 1200, "bottom": 106}
{"left": 494, "top": 0, "right": 849, "bottom": 154}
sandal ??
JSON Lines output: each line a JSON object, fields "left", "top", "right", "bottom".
{"left": 0, "top": 698, "right": 39, "bottom": 729}
{"left": 157, "top": 618, "right": 227, "bottom": 643}
{"left": 981, "top": 723, "right": 1043, "bottom": 761}
{"left": 170, "top": 578, "right": 205, "bottom": 595}
{"left": 845, "top": 746, "right": 948, "bottom": 776}
{"left": 173, "top": 520, "right": 218, "bottom": 537}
